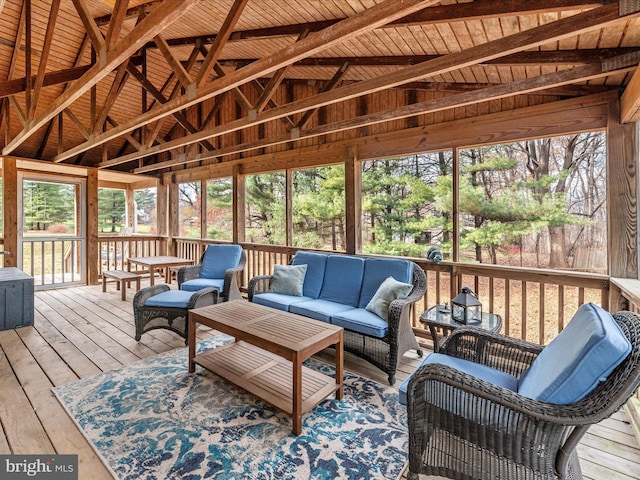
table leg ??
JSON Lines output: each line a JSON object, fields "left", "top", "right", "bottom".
{"left": 335, "top": 332, "right": 344, "bottom": 400}
{"left": 428, "top": 325, "right": 441, "bottom": 353}
{"left": 292, "top": 353, "right": 302, "bottom": 435}
{"left": 149, "top": 266, "right": 155, "bottom": 286}
{"left": 102, "top": 275, "right": 107, "bottom": 293}
{"left": 188, "top": 315, "right": 196, "bottom": 373}
{"left": 121, "top": 280, "right": 126, "bottom": 301}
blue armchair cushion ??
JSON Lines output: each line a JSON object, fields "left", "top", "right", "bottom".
{"left": 365, "top": 276, "right": 413, "bottom": 321}
{"left": 145, "top": 290, "right": 194, "bottom": 308}
{"left": 359, "top": 258, "right": 413, "bottom": 308}
{"left": 269, "top": 264, "right": 307, "bottom": 296}
{"left": 200, "top": 245, "right": 243, "bottom": 279}
{"left": 518, "top": 302, "right": 632, "bottom": 404}
{"left": 181, "top": 278, "right": 224, "bottom": 293}
{"left": 292, "top": 251, "right": 328, "bottom": 299}
{"left": 331, "top": 308, "right": 388, "bottom": 338}
{"left": 399, "top": 353, "right": 518, "bottom": 406}
{"left": 252, "top": 292, "right": 313, "bottom": 311}
{"left": 289, "top": 299, "right": 353, "bottom": 323}
{"left": 318, "top": 255, "right": 365, "bottom": 307}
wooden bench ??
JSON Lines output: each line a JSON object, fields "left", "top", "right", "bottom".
{"left": 102, "top": 270, "right": 141, "bottom": 301}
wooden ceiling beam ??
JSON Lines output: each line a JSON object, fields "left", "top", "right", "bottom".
{"left": 97, "top": 3, "right": 640, "bottom": 169}
{"left": 126, "top": 63, "right": 216, "bottom": 151}
{"left": 71, "top": 0, "right": 106, "bottom": 55}
{"left": 29, "top": 0, "right": 61, "bottom": 120}
{"left": 620, "top": 66, "right": 640, "bottom": 122}
{"left": 94, "top": 61, "right": 130, "bottom": 134}
{"left": 154, "top": 34, "right": 193, "bottom": 88}
{"left": 54, "top": 0, "right": 443, "bottom": 163}
{"left": 2, "top": 0, "right": 200, "bottom": 156}
{"left": 105, "top": 0, "right": 130, "bottom": 50}
{"left": 195, "top": 0, "right": 249, "bottom": 87}
{"left": 295, "top": 62, "right": 350, "bottom": 130}
{"left": 218, "top": 48, "right": 640, "bottom": 68}
{"left": 133, "top": 61, "right": 633, "bottom": 173}
{"left": 158, "top": 0, "right": 613, "bottom": 49}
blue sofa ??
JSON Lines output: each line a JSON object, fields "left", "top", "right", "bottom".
{"left": 248, "top": 251, "right": 427, "bottom": 384}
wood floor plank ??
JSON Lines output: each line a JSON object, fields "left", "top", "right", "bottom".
{"left": 0, "top": 329, "right": 113, "bottom": 479}
{"left": 0, "top": 284, "right": 637, "bottom": 480}
{"left": 0, "top": 330, "right": 56, "bottom": 455}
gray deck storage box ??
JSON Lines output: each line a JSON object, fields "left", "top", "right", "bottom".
{"left": 0, "top": 268, "right": 34, "bottom": 330}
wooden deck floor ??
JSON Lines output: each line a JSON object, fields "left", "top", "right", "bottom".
{"left": 0, "top": 281, "right": 638, "bottom": 479}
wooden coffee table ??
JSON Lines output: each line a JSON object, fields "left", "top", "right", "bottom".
{"left": 188, "top": 300, "right": 344, "bottom": 435}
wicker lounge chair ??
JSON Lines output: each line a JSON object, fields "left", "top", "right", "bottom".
{"left": 406, "top": 310, "right": 640, "bottom": 480}
{"left": 177, "top": 244, "right": 246, "bottom": 302}
{"left": 132, "top": 285, "right": 218, "bottom": 343}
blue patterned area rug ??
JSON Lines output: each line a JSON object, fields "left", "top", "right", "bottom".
{"left": 53, "top": 335, "right": 408, "bottom": 480}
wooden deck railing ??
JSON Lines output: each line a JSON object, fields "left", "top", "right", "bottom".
{"left": 173, "top": 238, "right": 610, "bottom": 344}
{"left": 98, "top": 235, "right": 164, "bottom": 275}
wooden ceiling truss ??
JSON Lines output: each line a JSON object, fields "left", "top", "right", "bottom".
{"left": 0, "top": 0, "right": 638, "bottom": 175}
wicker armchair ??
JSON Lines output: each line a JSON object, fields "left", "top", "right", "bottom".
{"left": 132, "top": 284, "right": 218, "bottom": 343}
{"left": 177, "top": 245, "right": 246, "bottom": 302}
{"left": 406, "top": 310, "right": 640, "bottom": 480}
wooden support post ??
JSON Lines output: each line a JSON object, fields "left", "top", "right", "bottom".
{"left": 201, "top": 179, "right": 207, "bottom": 239}
{"left": 168, "top": 180, "right": 178, "bottom": 256}
{"left": 125, "top": 185, "right": 135, "bottom": 230}
{"left": 607, "top": 100, "right": 638, "bottom": 281}
{"left": 156, "top": 179, "right": 168, "bottom": 255}
{"left": 286, "top": 169, "right": 293, "bottom": 246}
{"left": 233, "top": 165, "right": 245, "bottom": 244}
{"left": 344, "top": 145, "right": 361, "bottom": 255}
{"left": 86, "top": 168, "right": 99, "bottom": 284}
{"left": 2, "top": 157, "right": 17, "bottom": 268}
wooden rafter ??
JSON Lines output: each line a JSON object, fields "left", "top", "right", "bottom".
{"left": 2, "top": 0, "right": 200, "bottom": 156}
{"left": 133, "top": 61, "right": 635, "bottom": 173}
{"left": 194, "top": 0, "right": 249, "bottom": 87}
{"left": 71, "top": 0, "right": 106, "bottom": 54}
{"left": 30, "top": 0, "right": 61, "bottom": 119}
{"left": 95, "top": 3, "right": 640, "bottom": 169}
{"left": 295, "top": 62, "right": 350, "bottom": 130}
{"left": 154, "top": 34, "right": 193, "bottom": 88}
{"left": 94, "top": 61, "right": 130, "bottom": 134}
{"left": 105, "top": 0, "right": 130, "bottom": 50}
{"left": 53, "top": 0, "right": 443, "bottom": 163}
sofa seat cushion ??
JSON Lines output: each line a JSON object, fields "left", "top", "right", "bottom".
{"left": 200, "top": 244, "right": 243, "bottom": 279}
{"left": 181, "top": 278, "right": 224, "bottom": 293}
{"left": 145, "top": 290, "right": 194, "bottom": 308}
{"left": 292, "top": 251, "right": 328, "bottom": 299}
{"left": 331, "top": 308, "right": 388, "bottom": 338}
{"left": 399, "top": 353, "right": 519, "bottom": 406}
{"left": 289, "top": 299, "right": 353, "bottom": 323}
{"left": 318, "top": 255, "right": 365, "bottom": 307}
{"left": 252, "top": 292, "right": 313, "bottom": 312}
{"left": 518, "top": 302, "right": 632, "bottom": 404}
{"left": 359, "top": 258, "right": 413, "bottom": 308}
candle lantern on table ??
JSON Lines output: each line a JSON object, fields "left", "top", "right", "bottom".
{"left": 451, "top": 286, "right": 482, "bottom": 324}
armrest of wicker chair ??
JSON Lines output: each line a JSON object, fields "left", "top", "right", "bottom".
{"left": 221, "top": 250, "right": 246, "bottom": 301}
{"left": 177, "top": 264, "right": 202, "bottom": 286}
{"left": 247, "top": 274, "right": 274, "bottom": 301}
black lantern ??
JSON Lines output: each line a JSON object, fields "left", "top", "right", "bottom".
{"left": 451, "top": 286, "right": 482, "bottom": 324}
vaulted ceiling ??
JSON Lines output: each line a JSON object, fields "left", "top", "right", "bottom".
{"left": 1, "top": 0, "right": 639, "bottom": 177}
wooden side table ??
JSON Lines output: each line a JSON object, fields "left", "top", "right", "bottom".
{"left": 420, "top": 305, "right": 502, "bottom": 353}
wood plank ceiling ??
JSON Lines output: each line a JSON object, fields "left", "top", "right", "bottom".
{"left": 0, "top": 0, "right": 639, "bottom": 176}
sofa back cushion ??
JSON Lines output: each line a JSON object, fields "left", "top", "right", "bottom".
{"left": 292, "top": 251, "right": 328, "bottom": 299}
{"left": 358, "top": 258, "right": 413, "bottom": 308}
{"left": 318, "top": 255, "right": 365, "bottom": 307}
{"left": 518, "top": 302, "right": 632, "bottom": 404}
{"left": 200, "top": 244, "right": 243, "bottom": 279}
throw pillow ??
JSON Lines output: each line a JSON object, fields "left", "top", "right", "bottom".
{"left": 269, "top": 264, "right": 308, "bottom": 296}
{"left": 366, "top": 276, "right": 413, "bottom": 321}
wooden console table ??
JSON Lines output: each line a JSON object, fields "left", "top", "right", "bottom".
{"left": 188, "top": 300, "right": 344, "bottom": 435}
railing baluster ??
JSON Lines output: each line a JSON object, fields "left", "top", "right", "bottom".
{"left": 539, "top": 283, "right": 545, "bottom": 344}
